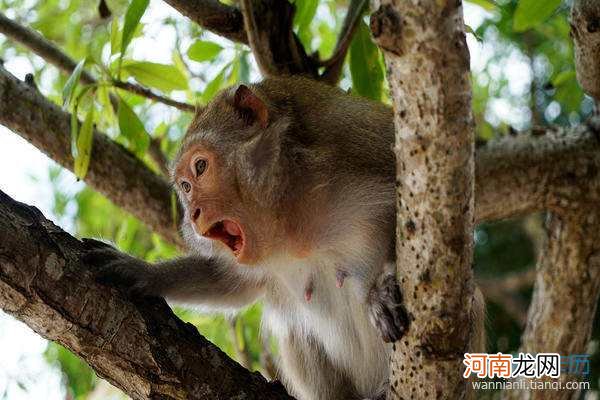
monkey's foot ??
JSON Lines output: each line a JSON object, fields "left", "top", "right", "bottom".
{"left": 367, "top": 273, "right": 410, "bottom": 343}
{"left": 82, "top": 238, "right": 159, "bottom": 297}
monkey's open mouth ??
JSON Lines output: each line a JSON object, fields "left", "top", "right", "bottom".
{"left": 203, "top": 220, "right": 245, "bottom": 257}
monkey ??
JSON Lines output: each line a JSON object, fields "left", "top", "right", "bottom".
{"left": 84, "top": 75, "right": 485, "bottom": 400}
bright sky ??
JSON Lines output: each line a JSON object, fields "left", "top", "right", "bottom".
{"left": 0, "top": 2, "right": 507, "bottom": 398}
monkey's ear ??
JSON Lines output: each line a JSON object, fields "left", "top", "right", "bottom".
{"left": 233, "top": 85, "right": 269, "bottom": 128}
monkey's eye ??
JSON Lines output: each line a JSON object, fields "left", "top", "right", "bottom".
{"left": 194, "top": 159, "right": 207, "bottom": 177}
{"left": 181, "top": 181, "right": 191, "bottom": 193}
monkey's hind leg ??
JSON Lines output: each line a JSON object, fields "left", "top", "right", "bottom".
{"left": 277, "top": 333, "right": 360, "bottom": 400}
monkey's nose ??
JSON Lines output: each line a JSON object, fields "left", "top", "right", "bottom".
{"left": 192, "top": 208, "right": 201, "bottom": 221}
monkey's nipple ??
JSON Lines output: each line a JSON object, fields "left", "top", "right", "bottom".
{"left": 304, "top": 279, "right": 314, "bottom": 302}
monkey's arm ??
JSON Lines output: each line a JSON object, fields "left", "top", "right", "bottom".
{"left": 82, "top": 239, "right": 265, "bottom": 311}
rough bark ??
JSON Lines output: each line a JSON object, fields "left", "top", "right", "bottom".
{"left": 161, "top": 0, "right": 248, "bottom": 44}
{"left": 0, "top": 66, "right": 183, "bottom": 247}
{"left": 503, "top": 208, "right": 600, "bottom": 400}
{"left": 475, "top": 122, "right": 600, "bottom": 222}
{"left": 0, "top": 189, "right": 293, "bottom": 400}
{"left": 163, "top": 0, "right": 318, "bottom": 78}
{"left": 371, "top": 1, "right": 475, "bottom": 398}
{"left": 571, "top": 0, "right": 600, "bottom": 101}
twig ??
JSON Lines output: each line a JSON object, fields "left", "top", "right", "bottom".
{"left": 0, "top": 12, "right": 95, "bottom": 84}
{"left": 0, "top": 12, "right": 195, "bottom": 112}
{"left": 319, "top": 0, "right": 368, "bottom": 84}
{"left": 113, "top": 80, "right": 195, "bottom": 112}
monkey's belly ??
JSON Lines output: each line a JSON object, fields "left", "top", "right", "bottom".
{"left": 263, "top": 273, "right": 390, "bottom": 397}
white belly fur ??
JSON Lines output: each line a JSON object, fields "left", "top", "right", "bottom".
{"left": 262, "top": 258, "right": 389, "bottom": 397}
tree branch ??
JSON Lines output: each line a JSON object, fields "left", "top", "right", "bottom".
{"left": 503, "top": 208, "right": 600, "bottom": 400}
{"left": 0, "top": 189, "right": 293, "bottom": 400}
{"left": 372, "top": 1, "right": 476, "bottom": 398}
{"left": 571, "top": 0, "right": 600, "bottom": 101}
{"left": 241, "top": 0, "right": 318, "bottom": 77}
{"left": 163, "top": 0, "right": 318, "bottom": 78}
{"left": 239, "top": 0, "right": 276, "bottom": 76}
{"left": 112, "top": 79, "right": 196, "bottom": 112}
{"left": 474, "top": 121, "right": 600, "bottom": 222}
{"left": 319, "top": 0, "right": 367, "bottom": 85}
{"left": 0, "top": 12, "right": 195, "bottom": 112}
{"left": 162, "top": 0, "right": 248, "bottom": 44}
{"left": 0, "top": 65, "right": 183, "bottom": 247}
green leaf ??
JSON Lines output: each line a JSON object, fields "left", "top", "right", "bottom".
{"left": 294, "top": 0, "right": 318, "bottom": 47}
{"left": 121, "top": 0, "right": 149, "bottom": 55}
{"left": 465, "top": 0, "right": 497, "bottom": 11}
{"left": 96, "top": 87, "right": 116, "bottom": 126}
{"left": 63, "top": 58, "right": 86, "bottom": 107}
{"left": 73, "top": 106, "right": 94, "bottom": 179}
{"left": 349, "top": 21, "right": 384, "bottom": 101}
{"left": 70, "top": 108, "right": 79, "bottom": 161}
{"left": 110, "top": 19, "right": 121, "bottom": 56}
{"left": 117, "top": 97, "right": 150, "bottom": 155}
{"left": 201, "top": 66, "right": 228, "bottom": 103}
{"left": 121, "top": 61, "right": 188, "bottom": 92}
{"left": 551, "top": 69, "right": 576, "bottom": 87}
{"left": 513, "top": 0, "right": 562, "bottom": 32}
{"left": 465, "top": 24, "right": 483, "bottom": 42}
{"left": 317, "top": 22, "right": 336, "bottom": 59}
{"left": 187, "top": 40, "right": 223, "bottom": 62}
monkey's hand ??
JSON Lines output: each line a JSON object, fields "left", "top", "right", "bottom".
{"left": 367, "top": 273, "right": 410, "bottom": 343}
{"left": 82, "top": 238, "right": 160, "bottom": 298}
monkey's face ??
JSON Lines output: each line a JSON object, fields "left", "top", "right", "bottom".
{"left": 173, "top": 84, "right": 288, "bottom": 265}
{"left": 174, "top": 142, "right": 266, "bottom": 265}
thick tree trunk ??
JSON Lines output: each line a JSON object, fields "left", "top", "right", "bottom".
{"left": 371, "top": 1, "right": 475, "bottom": 398}
{"left": 0, "top": 189, "right": 293, "bottom": 400}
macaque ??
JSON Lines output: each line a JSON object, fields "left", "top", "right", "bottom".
{"left": 84, "top": 76, "right": 485, "bottom": 400}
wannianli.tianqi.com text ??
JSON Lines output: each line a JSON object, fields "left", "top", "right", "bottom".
{"left": 471, "top": 380, "right": 591, "bottom": 391}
